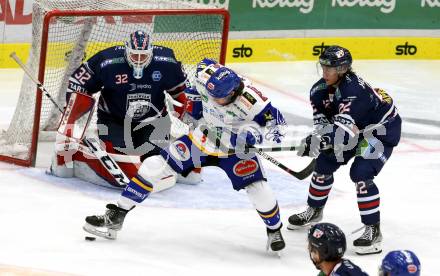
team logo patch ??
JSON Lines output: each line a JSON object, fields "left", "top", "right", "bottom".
{"left": 407, "top": 264, "right": 418, "bottom": 273}
{"left": 152, "top": 71, "right": 162, "bottom": 81}
{"left": 207, "top": 82, "right": 215, "bottom": 91}
{"left": 126, "top": 93, "right": 151, "bottom": 119}
{"left": 233, "top": 159, "right": 258, "bottom": 177}
{"left": 313, "top": 228, "right": 324, "bottom": 239}
{"left": 170, "top": 141, "right": 190, "bottom": 161}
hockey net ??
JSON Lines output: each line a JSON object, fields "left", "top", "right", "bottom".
{"left": 0, "top": 0, "right": 229, "bottom": 166}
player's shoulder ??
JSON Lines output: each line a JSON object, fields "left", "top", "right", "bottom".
{"left": 152, "top": 45, "right": 179, "bottom": 64}
{"left": 91, "top": 45, "right": 126, "bottom": 69}
{"left": 235, "top": 83, "right": 271, "bottom": 115}
{"left": 338, "top": 72, "right": 371, "bottom": 96}
{"left": 331, "top": 259, "right": 368, "bottom": 276}
{"left": 310, "top": 78, "right": 328, "bottom": 103}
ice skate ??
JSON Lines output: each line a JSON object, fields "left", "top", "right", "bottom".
{"left": 266, "top": 227, "right": 285, "bottom": 256}
{"left": 287, "top": 206, "right": 323, "bottom": 230}
{"left": 353, "top": 223, "right": 382, "bottom": 255}
{"left": 83, "top": 204, "right": 129, "bottom": 240}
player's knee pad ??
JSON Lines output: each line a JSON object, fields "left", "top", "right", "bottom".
{"left": 138, "top": 155, "right": 177, "bottom": 192}
{"left": 245, "top": 180, "right": 277, "bottom": 212}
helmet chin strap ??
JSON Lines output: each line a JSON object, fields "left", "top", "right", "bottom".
{"left": 309, "top": 251, "right": 324, "bottom": 270}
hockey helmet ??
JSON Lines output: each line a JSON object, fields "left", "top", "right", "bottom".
{"left": 319, "top": 45, "right": 352, "bottom": 69}
{"left": 125, "top": 30, "right": 153, "bottom": 79}
{"left": 379, "top": 250, "right": 421, "bottom": 276}
{"left": 308, "top": 222, "right": 346, "bottom": 262}
{"left": 205, "top": 66, "right": 241, "bottom": 99}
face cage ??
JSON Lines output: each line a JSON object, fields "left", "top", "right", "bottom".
{"left": 126, "top": 46, "right": 153, "bottom": 78}
{"left": 316, "top": 62, "right": 350, "bottom": 78}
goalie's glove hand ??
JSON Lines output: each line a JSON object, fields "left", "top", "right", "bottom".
{"left": 230, "top": 126, "right": 263, "bottom": 147}
{"left": 297, "top": 133, "right": 332, "bottom": 158}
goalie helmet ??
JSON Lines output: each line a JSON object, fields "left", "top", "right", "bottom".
{"left": 205, "top": 66, "right": 241, "bottom": 99}
{"left": 308, "top": 222, "right": 346, "bottom": 262}
{"left": 319, "top": 45, "right": 352, "bottom": 71}
{"left": 125, "top": 30, "right": 153, "bottom": 79}
{"left": 379, "top": 250, "right": 421, "bottom": 276}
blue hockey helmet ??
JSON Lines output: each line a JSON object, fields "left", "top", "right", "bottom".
{"left": 319, "top": 45, "right": 352, "bottom": 69}
{"left": 308, "top": 222, "right": 346, "bottom": 262}
{"left": 125, "top": 30, "right": 153, "bottom": 79}
{"left": 196, "top": 58, "right": 217, "bottom": 74}
{"left": 379, "top": 250, "right": 421, "bottom": 276}
{"left": 205, "top": 66, "right": 241, "bottom": 99}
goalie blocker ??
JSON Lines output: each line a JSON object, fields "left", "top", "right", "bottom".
{"left": 49, "top": 91, "right": 199, "bottom": 191}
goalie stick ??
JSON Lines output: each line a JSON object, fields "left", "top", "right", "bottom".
{"left": 10, "top": 52, "right": 129, "bottom": 188}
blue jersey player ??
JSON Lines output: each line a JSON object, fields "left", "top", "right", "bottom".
{"left": 308, "top": 223, "right": 368, "bottom": 276}
{"left": 288, "top": 46, "right": 402, "bottom": 255}
{"left": 83, "top": 59, "right": 289, "bottom": 254}
{"left": 50, "top": 30, "right": 201, "bottom": 188}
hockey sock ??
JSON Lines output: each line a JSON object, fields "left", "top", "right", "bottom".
{"left": 356, "top": 180, "right": 380, "bottom": 225}
{"left": 307, "top": 172, "right": 334, "bottom": 208}
{"left": 120, "top": 174, "right": 153, "bottom": 204}
{"left": 246, "top": 181, "right": 282, "bottom": 230}
{"left": 257, "top": 203, "right": 281, "bottom": 230}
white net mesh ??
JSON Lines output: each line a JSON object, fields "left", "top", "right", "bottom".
{"left": 0, "top": 0, "right": 227, "bottom": 165}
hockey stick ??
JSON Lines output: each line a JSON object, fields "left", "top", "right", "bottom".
{"left": 10, "top": 52, "right": 129, "bottom": 188}
{"left": 200, "top": 125, "right": 315, "bottom": 180}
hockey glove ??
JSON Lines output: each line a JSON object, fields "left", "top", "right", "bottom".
{"left": 297, "top": 133, "right": 332, "bottom": 158}
{"left": 230, "top": 126, "right": 263, "bottom": 147}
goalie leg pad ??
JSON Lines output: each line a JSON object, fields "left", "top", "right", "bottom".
{"left": 246, "top": 180, "right": 281, "bottom": 230}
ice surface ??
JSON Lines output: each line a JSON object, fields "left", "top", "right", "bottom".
{"left": 0, "top": 61, "right": 439, "bottom": 275}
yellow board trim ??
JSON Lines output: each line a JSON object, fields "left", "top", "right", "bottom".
{"left": 226, "top": 37, "right": 440, "bottom": 62}
{"left": 131, "top": 177, "right": 153, "bottom": 192}
{"left": 1, "top": 37, "right": 439, "bottom": 68}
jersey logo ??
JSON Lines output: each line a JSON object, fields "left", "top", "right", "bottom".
{"left": 126, "top": 93, "right": 151, "bottom": 119}
{"left": 129, "top": 83, "right": 152, "bottom": 91}
{"left": 154, "top": 56, "right": 177, "bottom": 63}
{"left": 233, "top": 159, "right": 258, "bottom": 177}
{"left": 152, "top": 71, "right": 162, "bottom": 81}
{"left": 242, "top": 91, "right": 256, "bottom": 105}
{"left": 170, "top": 141, "right": 190, "bottom": 161}
{"left": 312, "top": 228, "right": 324, "bottom": 238}
{"left": 248, "top": 86, "right": 267, "bottom": 101}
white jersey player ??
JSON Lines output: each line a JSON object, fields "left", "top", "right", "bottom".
{"left": 83, "top": 59, "right": 288, "bottom": 253}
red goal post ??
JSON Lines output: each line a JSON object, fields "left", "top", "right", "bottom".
{"left": 0, "top": 4, "right": 229, "bottom": 167}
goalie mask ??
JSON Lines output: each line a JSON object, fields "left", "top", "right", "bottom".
{"left": 125, "top": 30, "right": 153, "bottom": 79}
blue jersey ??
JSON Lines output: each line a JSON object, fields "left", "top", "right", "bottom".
{"left": 310, "top": 72, "right": 400, "bottom": 146}
{"left": 67, "top": 45, "right": 187, "bottom": 122}
{"left": 327, "top": 259, "right": 369, "bottom": 276}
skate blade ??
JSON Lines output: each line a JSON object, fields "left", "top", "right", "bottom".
{"left": 287, "top": 222, "right": 317, "bottom": 231}
{"left": 83, "top": 223, "right": 118, "bottom": 240}
{"left": 266, "top": 243, "right": 285, "bottom": 257}
{"left": 354, "top": 242, "right": 382, "bottom": 255}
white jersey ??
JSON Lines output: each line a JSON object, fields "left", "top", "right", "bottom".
{"left": 189, "top": 68, "right": 286, "bottom": 154}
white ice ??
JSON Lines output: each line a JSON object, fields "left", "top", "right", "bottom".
{"left": 0, "top": 60, "right": 439, "bottom": 275}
